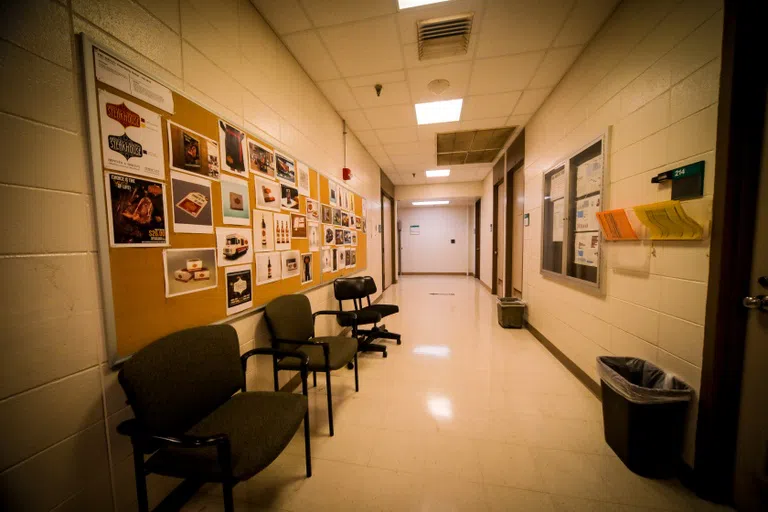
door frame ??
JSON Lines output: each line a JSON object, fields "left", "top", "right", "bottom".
{"left": 491, "top": 181, "right": 502, "bottom": 295}
{"left": 505, "top": 161, "right": 524, "bottom": 297}
{"left": 381, "top": 189, "right": 396, "bottom": 289}
{"left": 694, "top": 0, "right": 767, "bottom": 503}
{"left": 474, "top": 198, "right": 481, "bottom": 278}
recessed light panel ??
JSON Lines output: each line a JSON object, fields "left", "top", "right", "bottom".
{"left": 398, "top": 0, "right": 450, "bottom": 9}
{"left": 426, "top": 169, "right": 451, "bottom": 177}
{"left": 412, "top": 200, "right": 450, "bottom": 206}
{"left": 415, "top": 99, "right": 463, "bottom": 125}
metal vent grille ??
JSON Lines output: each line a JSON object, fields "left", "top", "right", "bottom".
{"left": 417, "top": 13, "right": 473, "bottom": 61}
{"left": 436, "top": 127, "right": 516, "bottom": 165}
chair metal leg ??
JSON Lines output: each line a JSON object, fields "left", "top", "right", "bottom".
{"left": 272, "top": 362, "right": 280, "bottom": 392}
{"left": 325, "top": 371, "right": 334, "bottom": 437}
{"left": 131, "top": 440, "right": 149, "bottom": 512}
{"left": 222, "top": 481, "right": 234, "bottom": 512}
{"left": 304, "top": 410, "right": 312, "bottom": 477}
{"left": 354, "top": 353, "right": 359, "bottom": 392}
{"left": 313, "top": 371, "right": 317, "bottom": 387}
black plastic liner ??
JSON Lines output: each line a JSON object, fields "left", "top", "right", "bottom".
{"left": 597, "top": 356, "right": 693, "bottom": 404}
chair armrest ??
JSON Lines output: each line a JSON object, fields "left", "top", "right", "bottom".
{"left": 117, "top": 418, "right": 228, "bottom": 448}
{"left": 241, "top": 348, "right": 309, "bottom": 394}
{"left": 313, "top": 310, "right": 358, "bottom": 325}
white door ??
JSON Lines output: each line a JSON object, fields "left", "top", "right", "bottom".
{"left": 383, "top": 195, "right": 393, "bottom": 289}
{"left": 496, "top": 182, "right": 505, "bottom": 294}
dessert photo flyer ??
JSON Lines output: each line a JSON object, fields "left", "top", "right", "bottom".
{"left": 170, "top": 171, "right": 213, "bottom": 234}
{"left": 163, "top": 247, "right": 217, "bottom": 298}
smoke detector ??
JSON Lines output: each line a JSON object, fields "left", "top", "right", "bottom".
{"left": 427, "top": 79, "right": 450, "bottom": 96}
{"left": 417, "top": 13, "right": 474, "bottom": 61}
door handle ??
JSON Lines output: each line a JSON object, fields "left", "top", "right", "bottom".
{"left": 743, "top": 295, "right": 768, "bottom": 311}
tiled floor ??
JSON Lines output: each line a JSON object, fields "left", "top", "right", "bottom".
{"left": 184, "top": 276, "right": 726, "bottom": 511}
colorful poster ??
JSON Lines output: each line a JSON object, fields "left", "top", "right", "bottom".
{"left": 215, "top": 227, "right": 252, "bottom": 267}
{"left": 351, "top": 231, "right": 357, "bottom": 247}
{"left": 344, "top": 247, "right": 351, "bottom": 267}
{"left": 253, "top": 210, "right": 275, "bottom": 252}
{"left": 321, "top": 204, "right": 333, "bottom": 224}
{"left": 321, "top": 248, "right": 333, "bottom": 273}
{"left": 248, "top": 138, "right": 275, "bottom": 178}
{"left": 297, "top": 161, "right": 310, "bottom": 196}
{"left": 98, "top": 90, "right": 163, "bottom": 180}
{"left": 308, "top": 222, "right": 320, "bottom": 252}
{"left": 341, "top": 212, "right": 350, "bottom": 228}
{"left": 575, "top": 196, "right": 601, "bottom": 232}
{"left": 255, "top": 251, "right": 281, "bottom": 285}
{"left": 355, "top": 216, "right": 362, "bottom": 230}
{"left": 220, "top": 175, "right": 251, "bottom": 226}
{"left": 333, "top": 208, "right": 342, "bottom": 226}
{"left": 281, "top": 183, "right": 300, "bottom": 212}
{"left": 167, "top": 121, "right": 219, "bottom": 180}
{"left": 335, "top": 247, "right": 345, "bottom": 270}
{"left": 335, "top": 228, "right": 345, "bottom": 245}
{"left": 281, "top": 250, "right": 301, "bottom": 279}
{"left": 225, "top": 264, "right": 253, "bottom": 315}
{"left": 291, "top": 213, "right": 307, "bottom": 238}
{"left": 323, "top": 224, "right": 335, "bottom": 246}
{"left": 329, "top": 181, "right": 338, "bottom": 206}
{"left": 574, "top": 231, "right": 600, "bottom": 267}
{"left": 344, "top": 230, "right": 352, "bottom": 245}
{"left": 163, "top": 248, "right": 217, "bottom": 298}
{"left": 218, "top": 120, "right": 247, "bottom": 177}
{"left": 275, "top": 151, "right": 296, "bottom": 185}
{"left": 253, "top": 175, "right": 280, "bottom": 212}
{"left": 306, "top": 198, "right": 320, "bottom": 222}
{"left": 300, "top": 253, "right": 313, "bottom": 284}
{"left": 94, "top": 48, "right": 174, "bottom": 112}
{"left": 273, "top": 213, "right": 291, "bottom": 251}
{"left": 104, "top": 172, "right": 168, "bottom": 247}
{"left": 350, "top": 249, "right": 357, "bottom": 266}
{"left": 170, "top": 172, "right": 213, "bottom": 234}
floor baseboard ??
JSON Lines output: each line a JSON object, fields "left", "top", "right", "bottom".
{"left": 400, "top": 272, "right": 472, "bottom": 276}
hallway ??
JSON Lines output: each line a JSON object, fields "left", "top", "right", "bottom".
{"left": 186, "top": 276, "right": 723, "bottom": 511}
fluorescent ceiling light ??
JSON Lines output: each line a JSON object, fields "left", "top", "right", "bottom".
{"left": 415, "top": 99, "right": 463, "bottom": 125}
{"left": 398, "top": 0, "right": 450, "bottom": 9}
{"left": 412, "top": 200, "right": 450, "bottom": 206}
{"left": 426, "top": 169, "right": 451, "bottom": 178}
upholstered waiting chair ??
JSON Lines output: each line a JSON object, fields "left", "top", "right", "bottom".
{"left": 264, "top": 294, "right": 359, "bottom": 437}
{"left": 117, "top": 325, "right": 311, "bottom": 512}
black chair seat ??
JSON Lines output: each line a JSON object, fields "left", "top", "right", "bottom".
{"left": 277, "top": 336, "right": 358, "bottom": 371}
{"left": 336, "top": 308, "right": 381, "bottom": 326}
{"left": 146, "top": 392, "right": 307, "bottom": 481}
{"left": 365, "top": 304, "right": 399, "bottom": 317}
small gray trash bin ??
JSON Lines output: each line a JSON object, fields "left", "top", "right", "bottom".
{"left": 497, "top": 298, "right": 525, "bottom": 328}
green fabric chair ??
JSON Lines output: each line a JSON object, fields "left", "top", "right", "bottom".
{"left": 117, "top": 325, "right": 311, "bottom": 512}
{"left": 264, "top": 294, "right": 359, "bottom": 437}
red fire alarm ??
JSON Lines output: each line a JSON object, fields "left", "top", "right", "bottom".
{"left": 342, "top": 167, "right": 352, "bottom": 180}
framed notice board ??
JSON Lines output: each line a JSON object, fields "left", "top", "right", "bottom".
{"left": 80, "top": 36, "right": 368, "bottom": 364}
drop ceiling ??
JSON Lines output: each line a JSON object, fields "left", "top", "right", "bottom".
{"left": 251, "top": 0, "right": 619, "bottom": 185}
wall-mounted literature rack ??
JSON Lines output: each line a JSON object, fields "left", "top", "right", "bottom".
{"left": 596, "top": 198, "right": 712, "bottom": 242}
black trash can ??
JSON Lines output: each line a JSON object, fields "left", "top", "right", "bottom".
{"left": 597, "top": 356, "right": 693, "bottom": 478}
{"left": 497, "top": 298, "right": 525, "bottom": 328}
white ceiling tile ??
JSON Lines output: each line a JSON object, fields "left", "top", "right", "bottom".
{"left": 318, "top": 16, "right": 403, "bottom": 77}
{"left": 366, "top": 145, "right": 393, "bottom": 168}
{"left": 383, "top": 140, "right": 433, "bottom": 156}
{"left": 554, "top": 0, "right": 619, "bottom": 47}
{"left": 391, "top": 152, "right": 434, "bottom": 168}
{"left": 477, "top": 0, "right": 572, "bottom": 58}
{"left": 468, "top": 52, "right": 545, "bottom": 95}
{"left": 302, "top": 0, "right": 395, "bottom": 27}
{"left": 376, "top": 126, "right": 420, "bottom": 144}
{"left": 346, "top": 70, "right": 407, "bottom": 88}
{"left": 250, "top": 0, "right": 312, "bottom": 35}
{"left": 352, "top": 81, "right": 412, "bottom": 108}
{"left": 459, "top": 117, "right": 509, "bottom": 131}
{"left": 461, "top": 92, "right": 522, "bottom": 120}
{"left": 396, "top": 0, "right": 486, "bottom": 44}
{"left": 506, "top": 113, "right": 531, "bottom": 127}
{"left": 364, "top": 104, "right": 416, "bottom": 129}
{"left": 528, "top": 45, "right": 583, "bottom": 89}
{"left": 513, "top": 88, "right": 553, "bottom": 115}
{"left": 339, "top": 109, "right": 372, "bottom": 131}
{"left": 317, "top": 79, "right": 360, "bottom": 111}
{"left": 407, "top": 61, "right": 473, "bottom": 103}
{"left": 353, "top": 129, "right": 381, "bottom": 147}
{"left": 417, "top": 121, "right": 460, "bottom": 141}
{"left": 282, "top": 30, "right": 341, "bottom": 82}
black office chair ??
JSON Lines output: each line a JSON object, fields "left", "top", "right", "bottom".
{"left": 117, "top": 325, "right": 311, "bottom": 512}
{"left": 333, "top": 277, "right": 401, "bottom": 361}
{"left": 264, "top": 294, "right": 359, "bottom": 437}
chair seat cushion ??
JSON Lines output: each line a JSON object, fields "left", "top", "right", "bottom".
{"left": 145, "top": 392, "right": 306, "bottom": 481}
{"left": 366, "top": 304, "right": 399, "bottom": 317}
{"left": 277, "top": 336, "right": 358, "bottom": 371}
{"left": 336, "top": 308, "right": 382, "bottom": 327}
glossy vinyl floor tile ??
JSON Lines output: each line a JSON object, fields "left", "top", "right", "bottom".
{"left": 186, "top": 276, "right": 725, "bottom": 512}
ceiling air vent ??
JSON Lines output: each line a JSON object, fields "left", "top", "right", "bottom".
{"left": 417, "top": 13, "right": 473, "bottom": 61}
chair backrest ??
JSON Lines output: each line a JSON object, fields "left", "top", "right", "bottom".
{"left": 360, "top": 276, "right": 378, "bottom": 297}
{"left": 333, "top": 277, "right": 367, "bottom": 302}
{"left": 118, "top": 325, "right": 242, "bottom": 435}
{"left": 265, "top": 294, "right": 314, "bottom": 342}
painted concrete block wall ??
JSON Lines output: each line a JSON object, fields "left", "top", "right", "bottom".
{"left": 520, "top": 0, "right": 723, "bottom": 466}
{"left": 398, "top": 206, "right": 471, "bottom": 274}
{"left": 0, "top": 0, "right": 382, "bottom": 510}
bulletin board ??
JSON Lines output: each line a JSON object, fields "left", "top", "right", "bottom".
{"left": 80, "top": 36, "right": 368, "bottom": 363}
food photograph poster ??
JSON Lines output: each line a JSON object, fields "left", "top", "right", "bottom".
{"left": 220, "top": 175, "right": 251, "bottom": 226}
{"left": 105, "top": 172, "right": 168, "bottom": 247}
{"left": 98, "top": 89, "right": 164, "bottom": 181}
{"left": 218, "top": 120, "right": 247, "bottom": 177}
{"left": 170, "top": 172, "right": 213, "bottom": 234}
{"left": 225, "top": 264, "right": 253, "bottom": 315}
{"left": 163, "top": 248, "right": 217, "bottom": 298}
{"left": 167, "top": 120, "right": 220, "bottom": 180}
{"left": 215, "top": 227, "right": 252, "bottom": 267}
